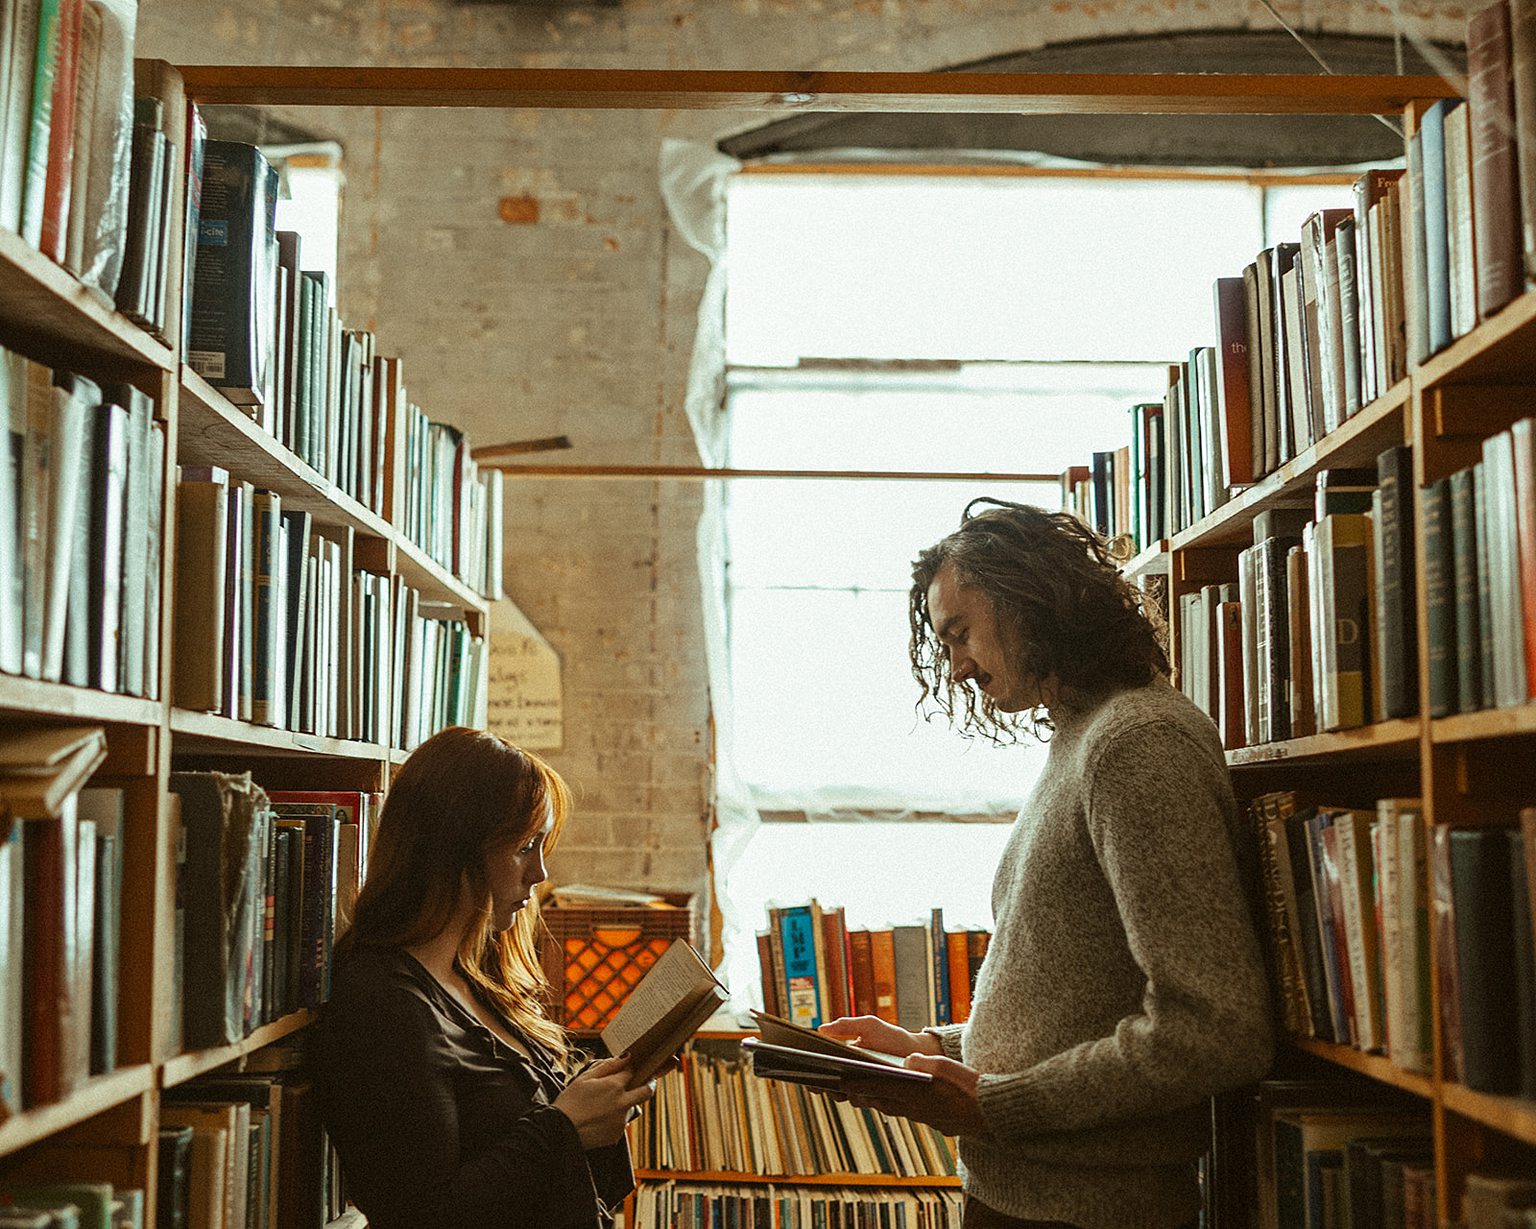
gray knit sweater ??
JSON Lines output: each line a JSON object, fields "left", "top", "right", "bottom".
{"left": 932, "top": 676, "right": 1273, "bottom": 1229}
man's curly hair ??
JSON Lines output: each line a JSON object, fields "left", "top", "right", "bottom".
{"left": 909, "top": 498, "right": 1170, "bottom": 742}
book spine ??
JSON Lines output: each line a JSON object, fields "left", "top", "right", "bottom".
{"left": 1447, "top": 828, "right": 1521, "bottom": 1093}
{"left": 1469, "top": 0, "right": 1525, "bottom": 319}
{"left": 1423, "top": 475, "right": 1457, "bottom": 718}
{"left": 928, "top": 907, "right": 950, "bottom": 1027}
{"left": 1419, "top": 99, "right": 1452, "bottom": 357}
{"left": 1449, "top": 466, "right": 1483, "bottom": 713}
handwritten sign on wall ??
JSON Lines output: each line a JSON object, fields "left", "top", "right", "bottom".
{"left": 486, "top": 600, "right": 563, "bottom": 751}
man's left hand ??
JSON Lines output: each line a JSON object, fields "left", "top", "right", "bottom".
{"left": 841, "top": 1054, "right": 987, "bottom": 1138}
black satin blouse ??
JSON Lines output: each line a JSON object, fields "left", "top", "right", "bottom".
{"left": 314, "top": 945, "right": 634, "bottom": 1229}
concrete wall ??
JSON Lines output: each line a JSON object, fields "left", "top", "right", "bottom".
{"left": 139, "top": 0, "right": 1470, "bottom": 914}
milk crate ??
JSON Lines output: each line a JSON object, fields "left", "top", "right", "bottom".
{"left": 538, "top": 893, "right": 696, "bottom": 1034}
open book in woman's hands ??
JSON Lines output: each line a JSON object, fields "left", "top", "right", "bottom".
{"left": 742, "top": 1011, "right": 935, "bottom": 1091}
{"left": 598, "top": 939, "right": 729, "bottom": 1084}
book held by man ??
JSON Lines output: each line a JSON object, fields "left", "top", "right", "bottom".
{"left": 741, "top": 1009, "right": 935, "bottom": 1091}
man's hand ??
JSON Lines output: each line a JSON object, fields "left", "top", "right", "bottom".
{"left": 840, "top": 1054, "right": 987, "bottom": 1139}
{"left": 818, "top": 1015, "right": 942, "bottom": 1059}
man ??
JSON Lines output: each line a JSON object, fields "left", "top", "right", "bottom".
{"left": 821, "top": 498, "right": 1273, "bottom": 1229}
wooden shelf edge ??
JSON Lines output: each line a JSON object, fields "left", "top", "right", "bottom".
{"left": 1226, "top": 718, "right": 1421, "bottom": 767}
{"left": 1122, "top": 541, "right": 1170, "bottom": 579}
{"left": 161, "top": 1010, "right": 316, "bottom": 1089}
{"left": 0, "top": 675, "right": 162, "bottom": 727}
{"left": 633, "top": 1170, "right": 961, "bottom": 1187}
{"left": 1289, "top": 1037, "right": 1435, "bottom": 1100}
{"left": 1439, "top": 1082, "right": 1536, "bottom": 1146}
{"left": 170, "top": 709, "right": 393, "bottom": 762}
{"left": 393, "top": 534, "right": 491, "bottom": 615}
{"left": 0, "top": 229, "right": 174, "bottom": 371}
{"left": 1430, "top": 704, "right": 1536, "bottom": 745}
{"left": 1413, "top": 287, "right": 1536, "bottom": 389}
{"left": 0, "top": 1065, "right": 155, "bottom": 1157}
{"left": 1170, "top": 382, "right": 1410, "bottom": 553}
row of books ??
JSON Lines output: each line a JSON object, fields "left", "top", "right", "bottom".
{"left": 1249, "top": 790, "right": 1536, "bottom": 1098}
{"left": 756, "top": 901, "right": 989, "bottom": 1033}
{"left": 0, "top": 780, "right": 123, "bottom": 1112}
{"left": 0, "top": 348, "right": 164, "bottom": 697}
{"left": 1179, "top": 455, "right": 1414, "bottom": 744}
{"left": 631, "top": 1044, "right": 957, "bottom": 1179}
{"left": 0, "top": 0, "right": 139, "bottom": 304}
{"left": 171, "top": 465, "right": 488, "bottom": 747}
{"left": 0, "top": 1183, "right": 142, "bottom": 1227}
{"left": 1426, "top": 420, "right": 1536, "bottom": 716}
{"left": 628, "top": 1183, "right": 963, "bottom": 1229}
{"left": 168, "top": 773, "right": 379, "bottom": 1051}
{"left": 183, "top": 131, "right": 504, "bottom": 600}
{"left": 113, "top": 73, "right": 179, "bottom": 338}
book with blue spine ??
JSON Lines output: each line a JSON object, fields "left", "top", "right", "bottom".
{"left": 929, "top": 906, "right": 951, "bottom": 1027}
{"left": 777, "top": 904, "right": 821, "bottom": 1029}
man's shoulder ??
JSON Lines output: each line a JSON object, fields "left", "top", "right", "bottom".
{"left": 1079, "top": 678, "right": 1222, "bottom": 760}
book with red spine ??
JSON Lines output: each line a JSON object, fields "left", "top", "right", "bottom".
{"left": 37, "top": 0, "right": 83, "bottom": 262}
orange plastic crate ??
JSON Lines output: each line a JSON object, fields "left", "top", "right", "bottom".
{"left": 539, "top": 894, "right": 695, "bottom": 1033}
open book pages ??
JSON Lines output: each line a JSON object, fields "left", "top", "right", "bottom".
{"left": 741, "top": 1038, "right": 935, "bottom": 1090}
{"left": 750, "top": 1010, "right": 911, "bottom": 1067}
{"left": 599, "top": 939, "right": 729, "bottom": 1084}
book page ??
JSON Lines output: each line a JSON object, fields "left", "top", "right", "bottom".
{"left": 751, "top": 1011, "right": 909, "bottom": 1067}
{"left": 600, "top": 939, "right": 722, "bottom": 1059}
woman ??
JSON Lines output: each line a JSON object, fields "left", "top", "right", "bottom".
{"left": 315, "top": 726, "right": 652, "bottom": 1229}
{"left": 821, "top": 499, "right": 1273, "bottom": 1229}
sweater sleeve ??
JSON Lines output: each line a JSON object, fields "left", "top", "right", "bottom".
{"left": 318, "top": 973, "right": 609, "bottom": 1229}
{"left": 974, "top": 721, "right": 1273, "bottom": 1141}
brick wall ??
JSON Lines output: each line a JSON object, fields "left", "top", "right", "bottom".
{"left": 139, "top": 0, "right": 1469, "bottom": 913}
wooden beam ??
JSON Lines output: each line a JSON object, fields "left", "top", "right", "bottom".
{"left": 478, "top": 463, "right": 1060, "bottom": 483}
{"left": 176, "top": 67, "right": 1457, "bottom": 115}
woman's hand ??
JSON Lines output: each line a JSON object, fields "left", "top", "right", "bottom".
{"left": 553, "top": 1054, "right": 656, "bottom": 1149}
{"left": 818, "top": 1015, "right": 943, "bottom": 1059}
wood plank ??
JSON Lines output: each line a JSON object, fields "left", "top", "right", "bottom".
{"left": 0, "top": 229, "right": 173, "bottom": 374}
{"left": 160, "top": 1010, "right": 316, "bottom": 1089}
{"left": 169, "top": 708, "right": 392, "bottom": 762}
{"left": 1289, "top": 1037, "right": 1435, "bottom": 1099}
{"left": 1439, "top": 1082, "right": 1536, "bottom": 1148}
{"left": 0, "top": 1066, "right": 155, "bottom": 1158}
{"left": 1414, "top": 287, "right": 1536, "bottom": 390}
{"left": 1227, "top": 718, "right": 1422, "bottom": 767}
{"left": 1121, "top": 540, "right": 1171, "bottom": 579}
{"left": 1432, "top": 705, "right": 1536, "bottom": 744}
{"left": 1170, "top": 381, "right": 1410, "bottom": 550}
{"left": 175, "top": 67, "right": 1457, "bottom": 115}
{"left": 0, "top": 675, "right": 162, "bottom": 727}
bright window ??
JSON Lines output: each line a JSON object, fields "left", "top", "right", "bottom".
{"left": 717, "top": 170, "right": 1354, "bottom": 1004}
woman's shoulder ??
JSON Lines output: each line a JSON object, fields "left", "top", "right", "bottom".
{"left": 328, "top": 944, "right": 444, "bottom": 1024}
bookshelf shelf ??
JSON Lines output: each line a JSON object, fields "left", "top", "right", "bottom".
{"left": 633, "top": 1170, "right": 961, "bottom": 1187}
{"left": 160, "top": 1010, "right": 317, "bottom": 1089}
{"left": 1122, "top": 540, "right": 1170, "bottom": 579}
{"left": 169, "top": 709, "right": 392, "bottom": 761}
{"left": 1430, "top": 705, "right": 1536, "bottom": 745}
{"left": 1413, "top": 286, "right": 1536, "bottom": 389}
{"left": 394, "top": 533, "right": 489, "bottom": 615}
{"left": 0, "top": 676, "right": 162, "bottom": 727}
{"left": 1225, "top": 718, "right": 1421, "bottom": 768}
{"left": 1439, "top": 1084, "right": 1536, "bottom": 1148}
{"left": 0, "top": 1065, "right": 155, "bottom": 1157}
{"left": 0, "top": 228, "right": 174, "bottom": 372}
{"left": 1289, "top": 1037, "right": 1435, "bottom": 1100}
{"left": 1170, "top": 381, "right": 1410, "bottom": 552}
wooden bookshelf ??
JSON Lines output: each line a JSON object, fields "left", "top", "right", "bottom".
{"left": 1430, "top": 705, "right": 1536, "bottom": 745}
{"left": 1169, "top": 380, "right": 1410, "bottom": 552}
{"left": 634, "top": 1170, "right": 961, "bottom": 1187}
{"left": 1225, "top": 718, "right": 1421, "bottom": 768}
{"left": 1122, "top": 540, "right": 1170, "bottom": 579}
{"left": 0, "top": 228, "right": 173, "bottom": 373}
{"left": 1289, "top": 1038, "right": 1435, "bottom": 1100}
{"left": 160, "top": 1010, "right": 317, "bottom": 1089}
{"left": 1413, "top": 286, "right": 1536, "bottom": 389}
{"left": 1439, "top": 1084, "right": 1536, "bottom": 1149}
{"left": 170, "top": 707, "right": 393, "bottom": 761}
{"left": 0, "top": 675, "right": 163, "bottom": 727}
{"left": 0, "top": 1066, "right": 155, "bottom": 1157}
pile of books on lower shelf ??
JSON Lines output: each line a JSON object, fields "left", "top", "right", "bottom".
{"left": 1248, "top": 791, "right": 1536, "bottom": 1098}
{"left": 168, "top": 774, "right": 379, "bottom": 1053}
{"left": 628, "top": 1181, "right": 964, "bottom": 1229}
{"left": 757, "top": 901, "right": 989, "bottom": 1034}
{"left": 631, "top": 1044, "right": 957, "bottom": 1180}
